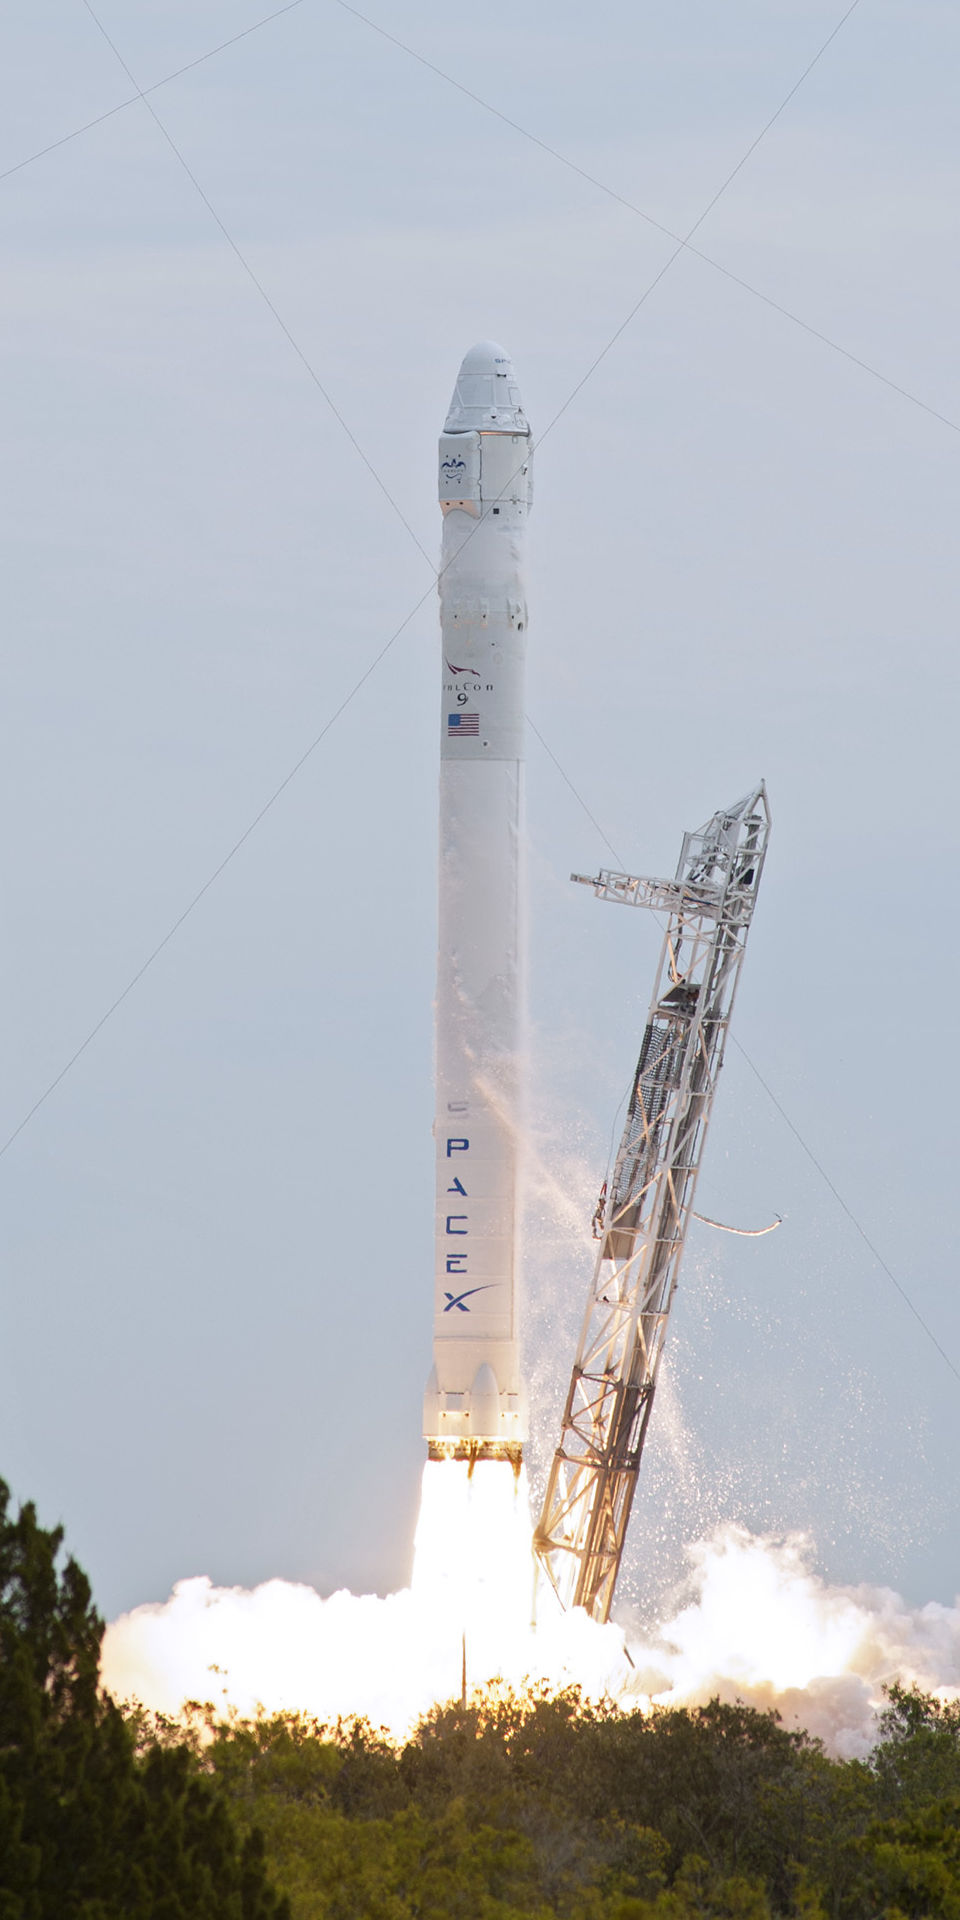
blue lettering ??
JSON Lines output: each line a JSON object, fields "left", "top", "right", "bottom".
{"left": 446, "top": 1137, "right": 469, "bottom": 1156}
{"left": 446, "top": 1215, "right": 468, "bottom": 1235}
{"left": 447, "top": 1177, "right": 467, "bottom": 1196}
{"left": 446, "top": 1256, "right": 467, "bottom": 1275}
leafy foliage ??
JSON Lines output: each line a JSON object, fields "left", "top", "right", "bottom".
{"left": 0, "top": 1479, "right": 288, "bottom": 1920}
{"left": 5, "top": 1474, "right": 960, "bottom": 1919}
{"left": 194, "top": 1681, "right": 960, "bottom": 1919}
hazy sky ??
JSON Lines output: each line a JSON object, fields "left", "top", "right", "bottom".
{"left": 2, "top": 0, "right": 959, "bottom": 1622}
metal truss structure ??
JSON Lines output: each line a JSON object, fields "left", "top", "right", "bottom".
{"left": 533, "top": 786, "right": 771, "bottom": 1622}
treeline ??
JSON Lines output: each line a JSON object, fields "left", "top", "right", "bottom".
{"left": 191, "top": 1683, "right": 960, "bottom": 1919}
{"left": 0, "top": 1480, "right": 287, "bottom": 1919}
{"left": 3, "top": 1477, "right": 960, "bottom": 1919}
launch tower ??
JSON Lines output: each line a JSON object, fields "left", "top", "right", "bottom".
{"left": 534, "top": 786, "right": 770, "bottom": 1619}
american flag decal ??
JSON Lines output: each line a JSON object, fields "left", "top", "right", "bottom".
{"left": 448, "top": 712, "right": 479, "bottom": 737}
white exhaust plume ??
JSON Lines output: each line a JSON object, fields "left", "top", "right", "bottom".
{"left": 102, "top": 1471, "right": 959, "bottom": 1758}
{"left": 622, "top": 1524, "right": 960, "bottom": 1759}
{"left": 102, "top": 1462, "right": 628, "bottom": 1733}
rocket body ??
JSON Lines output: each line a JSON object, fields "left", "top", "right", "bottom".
{"left": 423, "top": 343, "right": 532, "bottom": 1464}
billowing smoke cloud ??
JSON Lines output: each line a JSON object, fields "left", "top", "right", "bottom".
{"left": 102, "top": 1468, "right": 960, "bottom": 1758}
{"left": 100, "top": 1069, "right": 957, "bottom": 1757}
{"left": 102, "top": 1463, "right": 629, "bottom": 1735}
{"left": 623, "top": 1523, "right": 960, "bottom": 1758}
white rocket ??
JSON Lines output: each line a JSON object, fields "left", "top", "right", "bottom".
{"left": 422, "top": 342, "right": 533, "bottom": 1465}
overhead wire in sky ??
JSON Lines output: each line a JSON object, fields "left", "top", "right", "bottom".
{"left": 536, "top": 774, "right": 960, "bottom": 1386}
{"left": 525, "top": 0, "right": 868, "bottom": 444}
{"left": 513, "top": 750, "right": 959, "bottom": 1383}
{"left": 9, "top": 1, "right": 956, "bottom": 1388}
{"left": 0, "top": 0, "right": 308, "bottom": 187}
{"left": 333, "top": 0, "right": 960, "bottom": 443}
{"left": 74, "top": 0, "right": 903, "bottom": 587}
{"left": 3, "top": 6, "right": 957, "bottom": 439}
{"left": 0, "top": 0, "right": 873, "bottom": 1149}
{"left": 728, "top": 1040, "right": 960, "bottom": 1384}
{"left": 0, "top": 475, "right": 542, "bottom": 1163}
{"left": 75, "top": 0, "right": 435, "bottom": 572}
{"left": 0, "top": 583, "right": 436, "bottom": 1165}
{"left": 525, "top": 719, "right": 625, "bottom": 868}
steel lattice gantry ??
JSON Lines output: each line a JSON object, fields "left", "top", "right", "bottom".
{"left": 533, "top": 785, "right": 771, "bottom": 1623}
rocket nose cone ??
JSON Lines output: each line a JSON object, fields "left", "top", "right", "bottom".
{"left": 444, "top": 340, "right": 529, "bottom": 435}
{"left": 460, "top": 340, "right": 513, "bottom": 377}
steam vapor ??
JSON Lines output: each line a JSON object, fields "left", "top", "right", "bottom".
{"left": 102, "top": 1469, "right": 960, "bottom": 1759}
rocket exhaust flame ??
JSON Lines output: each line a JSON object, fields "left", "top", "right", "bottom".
{"left": 96, "top": 348, "right": 957, "bottom": 1763}
{"left": 101, "top": 1491, "right": 960, "bottom": 1759}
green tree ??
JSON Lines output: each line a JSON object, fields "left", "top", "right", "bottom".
{"left": 854, "top": 1796, "right": 960, "bottom": 1919}
{"left": 171, "top": 1666, "right": 960, "bottom": 1920}
{"left": 872, "top": 1684, "right": 960, "bottom": 1813}
{"left": 0, "top": 1478, "right": 289, "bottom": 1919}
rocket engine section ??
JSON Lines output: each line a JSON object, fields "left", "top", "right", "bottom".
{"left": 423, "top": 342, "right": 533, "bottom": 1466}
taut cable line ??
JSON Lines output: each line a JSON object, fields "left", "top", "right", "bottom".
{"left": 8, "top": 3, "right": 955, "bottom": 1404}
{"left": 331, "top": 0, "right": 960, "bottom": 441}
{"left": 0, "top": 1, "right": 309, "bottom": 187}
{"left": 77, "top": 0, "right": 435, "bottom": 572}
{"left": 4, "top": 5, "right": 955, "bottom": 437}
{"left": 0, "top": 0, "right": 885, "bottom": 1155}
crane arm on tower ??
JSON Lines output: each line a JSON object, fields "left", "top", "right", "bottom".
{"left": 533, "top": 785, "right": 771, "bottom": 1624}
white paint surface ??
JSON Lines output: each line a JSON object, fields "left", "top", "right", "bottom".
{"left": 427, "top": 345, "right": 533, "bottom": 1448}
